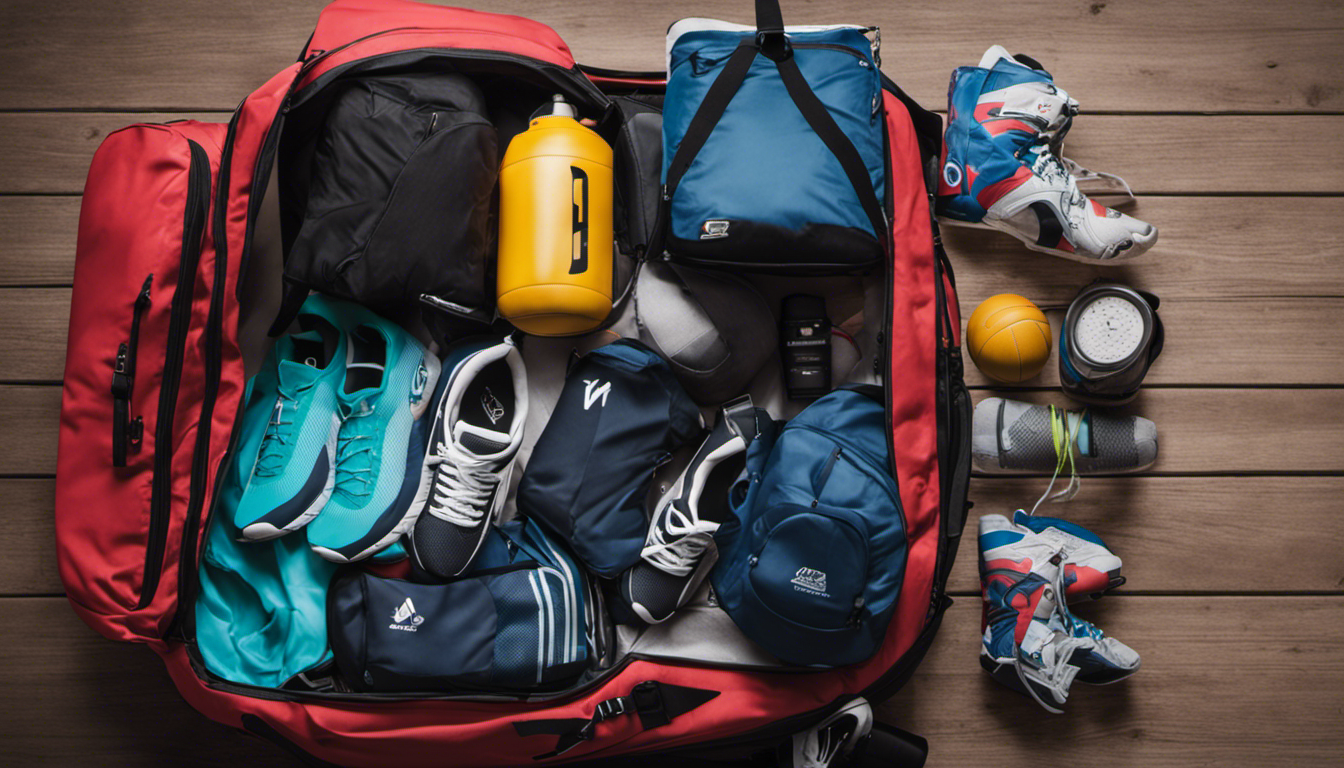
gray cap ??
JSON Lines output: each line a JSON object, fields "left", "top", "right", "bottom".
{"left": 607, "top": 261, "right": 776, "bottom": 405}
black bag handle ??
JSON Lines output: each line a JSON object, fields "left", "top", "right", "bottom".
{"left": 662, "top": 0, "right": 887, "bottom": 245}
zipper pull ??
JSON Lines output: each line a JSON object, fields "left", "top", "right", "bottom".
{"left": 111, "top": 342, "right": 131, "bottom": 398}
{"left": 129, "top": 417, "right": 144, "bottom": 453}
{"left": 847, "top": 596, "right": 866, "bottom": 628}
{"left": 661, "top": 183, "right": 671, "bottom": 202}
{"left": 136, "top": 274, "right": 153, "bottom": 307}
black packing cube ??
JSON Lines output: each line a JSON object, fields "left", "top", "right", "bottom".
{"left": 284, "top": 72, "right": 497, "bottom": 318}
{"left": 518, "top": 339, "right": 702, "bottom": 577}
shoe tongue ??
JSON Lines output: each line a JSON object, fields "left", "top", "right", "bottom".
{"left": 277, "top": 357, "right": 323, "bottom": 389}
{"left": 338, "top": 388, "right": 380, "bottom": 418}
{"left": 453, "top": 421, "right": 511, "bottom": 456}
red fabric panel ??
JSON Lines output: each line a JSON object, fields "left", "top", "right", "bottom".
{"left": 57, "top": 120, "right": 227, "bottom": 641}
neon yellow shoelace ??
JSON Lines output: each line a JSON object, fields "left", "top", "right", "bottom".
{"left": 1028, "top": 405, "right": 1084, "bottom": 515}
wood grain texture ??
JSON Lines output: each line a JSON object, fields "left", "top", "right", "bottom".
{"left": 967, "top": 388, "right": 1344, "bottom": 473}
{"left": 6, "top": 111, "right": 1343, "bottom": 195}
{"left": 0, "top": 112, "right": 224, "bottom": 195}
{"left": 881, "top": 597, "right": 1344, "bottom": 768}
{"left": 0, "top": 289, "right": 70, "bottom": 382}
{"left": 6, "top": 384, "right": 1342, "bottom": 475}
{"left": 0, "top": 598, "right": 301, "bottom": 767}
{"left": 0, "top": 385, "right": 60, "bottom": 475}
{"left": 958, "top": 296, "right": 1344, "bottom": 387}
{"left": 0, "top": 479, "right": 59, "bottom": 595}
{"left": 949, "top": 476, "right": 1344, "bottom": 595}
{"left": 944, "top": 197, "right": 1344, "bottom": 301}
{"left": 0, "top": 197, "right": 81, "bottom": 286}
{"left": 0, "top": 0, "right": 1341, "bottom": 112}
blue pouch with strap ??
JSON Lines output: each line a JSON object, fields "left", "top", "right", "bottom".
{"left": 660, "top": 0, "right": 887, "bottom": 273}
{"left": 712, "top": 386, "right": 907, "bottom": 667}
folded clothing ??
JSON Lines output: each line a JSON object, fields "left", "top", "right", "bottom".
{"left": 283, "top": 72, "right": 497, "bottom": 319}
{"left": 328, "top": 518, "right": 589, "bottom": 692}
{"left": 518, "top": 339, "right": 702, "bottom": 577}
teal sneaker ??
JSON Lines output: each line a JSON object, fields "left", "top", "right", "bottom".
{"left": 235, "top": 298, "right": 345, "bottom": 541}
{"left": 307, "top": 304, "right": 441, "bottom": 562}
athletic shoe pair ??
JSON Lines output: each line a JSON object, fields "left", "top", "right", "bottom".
{"left": 938, "top": 45, "right": 1158, "bottom": 262}
{"left": 973, "top": 396, "right": 1158, "bottom": 475}
{"left": 621, "top": 396, "right": 762, "bottom": 624}
{"left": 979, "top": 511, "right": 1140, "bottom": 713}
{"left": 234, "top": 294, "right": 441, "bottom": 562}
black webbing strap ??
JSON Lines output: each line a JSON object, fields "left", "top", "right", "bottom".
{"left": 661, "top": 0, "right": 888, "bottom": 246}
{"left": 662, "top": 40, "right": 759, "bottom": 202}
{"left": 775, "top": 54, "right": 887, "bottom": 243}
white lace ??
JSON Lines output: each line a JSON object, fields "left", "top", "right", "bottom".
{"left": 640, "top": 502, "right": 719, "bottom": 577}
{"left": 424, "top": 443, "right": 500, "bottom": 527}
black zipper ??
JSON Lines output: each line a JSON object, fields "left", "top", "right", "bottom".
{"left": 792, "top": 42, "right": 870, "bottom": 61}
{"left": 137, "top": 139, "right": 211, "bottom": 611}
{"left": 170, "top": 113, "right": 237, "bottom": 633}
{"left": 111, "top": 274, "right": 153, "bottom": 467}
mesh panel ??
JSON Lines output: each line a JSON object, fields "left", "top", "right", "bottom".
{"left": 1001, "top": 404, "right": 1058, "bottom": 470}
{"left": 1085, "top": 415, "right": 1140, "bottom": 471}
{"left": 626, "top": 563, "right": 691, "bottom": 622}
{"left": 458, "top": 431, "right": 510, "bottom": 455}
{"left": 492, "top": 570, "right": 543, "bottom": 684}
{"left": 411, "top": 513, "right": 485, "bottom": 577}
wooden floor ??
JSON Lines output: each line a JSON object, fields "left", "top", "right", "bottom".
{"left": 2, "top": 1, "right": 1342, "bottom": 766}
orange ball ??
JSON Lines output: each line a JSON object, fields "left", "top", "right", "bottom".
{"left": 966, "top": 294, "right": 1052, "bottom": 383}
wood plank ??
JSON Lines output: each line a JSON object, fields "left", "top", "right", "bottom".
{"left": 958, "top": 296, "right": 1344, "bottom": 387}
{"left": 966, "top": 388, "right": 1344, "bottom": 474}
{"left": 0, "top": 479, "right": 59, "bottom": 595}
{"left": 881, "top": 597, "right": 1344, "bottom": 768}
{"left": 948, "top": 476, "right": 1344, "bottom": 595}
{"left": 6, "top": 288, "right": 1342, "bottom": 385}
{"left": 7, "top": 196, "right": 1339, "bottom": 293}
{"left": 6, "top": 475, "right": 1338, "bottom": 597}
{"left": 0, "top": 197, "right": 81, "bottom": 286}
{"left": 0, "top": 598, "right": 300, "bottom": 767}
{"left": 0, "top": 0, "right": 1340, "bottom": 112}
{"left": 945, "top": 197, "right": 1344, "bottom": 302}
{"left": 0, "top": 596, "right": 1337, "bottom": 767}
{"left": 0, "top": 385, "right": 60, "bottom": 475}
{"left": 6, "top": 384, "right": 1342, "bottom": 476}
{"left": 5, "top": 112, "right": 1343, "bottom": 195}
{"left": 0, "top": 288, "right": 70, "bottom": 381}
{"left": 0, "top": 112, "right": 226, "bottom": 195}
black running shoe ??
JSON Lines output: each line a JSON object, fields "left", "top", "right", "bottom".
{"left": 621, "top": 397, "right": 759, "bottom": 623}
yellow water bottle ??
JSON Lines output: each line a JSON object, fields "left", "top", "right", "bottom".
{"left": 496, "top": 95, "right": 614, "bottom": 336}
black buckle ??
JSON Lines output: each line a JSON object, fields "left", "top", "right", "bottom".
{"left": 756, "top": 30, "right": 792, "bottom": 62}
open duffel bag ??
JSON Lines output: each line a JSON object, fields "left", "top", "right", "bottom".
{"left": 54, "top": 1, "right": 972, "bottom": 766}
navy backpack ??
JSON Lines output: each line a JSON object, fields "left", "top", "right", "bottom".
{"left": 713, "top": 387, "right": 906, "bottom": 667}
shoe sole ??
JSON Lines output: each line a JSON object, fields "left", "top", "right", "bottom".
{"left": 940, "top": 215, "right": 1157, "bottom": 264}
{"left": 238, "top": 413, "right": 341, "bottom": 541}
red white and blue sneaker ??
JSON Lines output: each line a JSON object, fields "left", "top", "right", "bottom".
{"left": 979, "top": 514, "right": 1139, "bottom": 712}
{"left": 979, "top": 510, "right": 1126, "bottom": 603}
{"left": 937, "top": 46, "right": 1157, "bottom": 262}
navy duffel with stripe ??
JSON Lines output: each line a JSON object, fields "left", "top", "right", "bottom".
{"left": 328, "top": 518, "right": 591, "bottom": 692}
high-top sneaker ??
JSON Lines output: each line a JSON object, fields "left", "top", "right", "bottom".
{"left": 979, "top": 515, "right": 1140, "bottom": 712}
{"left": 980, "top": 511, "right": 1125, "bottom": 603}
{"left": 938, "top": 46, "right": 1157, "bottom": 262}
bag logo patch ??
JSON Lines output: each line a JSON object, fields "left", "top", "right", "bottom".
{"left": 570, "top": 166, "right": 589, "bottom": 275}
{"left": 481, "top": 387, "right": 506, "bottom": 424}
{"left": 389, "top": 597, "right": 425, "bottom": 631}
{"left": 700, "top": 220, "right": 730, "bottom": 240}
{"left": 583, "top": 379, "right": 611, "bottom": 410}
{"left": 791, "top": 567, "right": 830, "bottom": 597}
